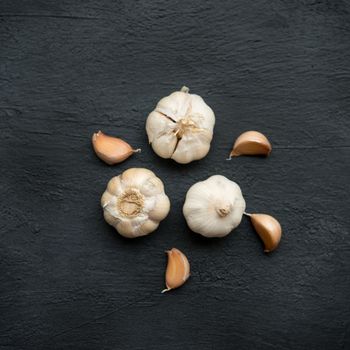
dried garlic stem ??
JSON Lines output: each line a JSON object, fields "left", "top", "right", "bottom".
{"left": 181, "top": 86, "right": 189, "bottom": 93}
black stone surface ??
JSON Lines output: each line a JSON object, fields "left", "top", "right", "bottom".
{"left": 1, "top": 1, "right": 350, "bottom": 349}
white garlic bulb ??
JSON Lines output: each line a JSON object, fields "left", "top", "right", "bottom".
{"left": 146, "top": 86, "right": 215, "bottom": 164}
{"left": 101, "top": 168, "right": 170, "bottom": 238}
{"left": 183, "top": 175, "right": 246, "bottom": 238}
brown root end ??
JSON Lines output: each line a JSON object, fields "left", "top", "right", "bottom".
{"left": 117, "top": 189, "right": 144, "bottom": 218}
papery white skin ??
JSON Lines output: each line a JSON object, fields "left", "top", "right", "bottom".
{"left": 101, "top": 168, "right": 170, "bottom": 238}
{"left": 146, "top": 87, "right": 215, "bottom": 164}
{"left": 183, "top": 175, "right": 246, "bottom": 237}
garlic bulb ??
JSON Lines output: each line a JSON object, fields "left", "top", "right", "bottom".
{"left": 183, "top": 175, "right": 246, "bottom": 237}
{"left": 101, "top": 168, "right": 170, "bottom": 238}
{"left": 146, "top": 86, "right": 215, "bottom": 164}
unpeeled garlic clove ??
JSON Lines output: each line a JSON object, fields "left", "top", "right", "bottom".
{"left": 228, "top": 131, "right": 272, "bottom": 158}
{"left": 92, "top": 131, "right": 140, "bottom": 165}
{"left": 246, "top": 213, "right": 282, "bottom": 253}
{"left": 162, "top": 248, "right": 190, "bottom": 293}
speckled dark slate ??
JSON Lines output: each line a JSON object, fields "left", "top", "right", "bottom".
{"left": 1, "top": 1, "right": 350, "bottom": 349}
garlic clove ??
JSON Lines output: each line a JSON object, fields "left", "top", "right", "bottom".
{"left": 92, "top": 131, "right": 141, "bottom": 164}
{"left": 162, "top": 248, "right": 190, "bottom": 293}
{"left": 141, "top": 177, "right": 165, "bottom": 197}
{"left": 189, "top": 94, "right": 215, "bottom": 129}
{"left": 138, "top": 219, "right": 159, "bottom": 236}
{"left": 247, "top": 213, "right": 282, "bottom": 253}
{"left": 156, "top": 87, "right": 191, "bottom": 122}
{"left": 116, "top": 220, "right": 137, "bottom": 238}
{"left": 103, "top": 209, "right": 120, "bottom": 228}
{"left": 229, "top": 131, "right": 272, "bottom": 158}
{"left": 151, "top": 133, "right": 178, "bottom": 159}
{"left": 107, "top": 176, "right": 124, "bottom": 196}
{"left": 145, "top": 111, "right": 175, "bottom": 144}
{"left": 148, "top": 194, "right": 170, "bottom": 221}
{"left": 171, "top": 131, "right": 212, "bottom": 164}
{"left": 101, "top": 191, "right": 115, "bottom": 208}
{"left": 121, "top": 168, "right": 155, "bottom": 189}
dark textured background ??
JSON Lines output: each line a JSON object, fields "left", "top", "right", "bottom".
{"left": 1, "top": 1, "right": 350, "bottom": 349}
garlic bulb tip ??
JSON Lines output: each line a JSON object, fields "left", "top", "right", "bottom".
{"left": 181, "top": 86, "right": 189, "bottom": 93}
